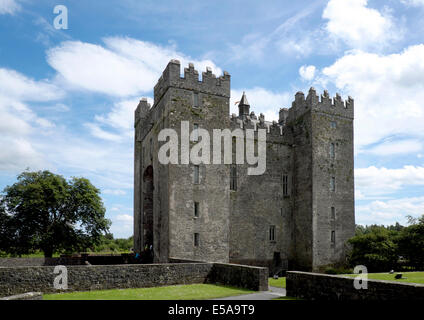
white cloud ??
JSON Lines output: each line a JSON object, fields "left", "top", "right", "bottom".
{"left": 299, "top": 65, "right": 316, "bottom": 81}
{"left": 356, "top": 196, "right": 424, "bottom": 225}
{"left": 356, "top": 165, "right": 424, "bottom": 197}
{"left": 115, "top": 214, "right": 133, "bottom": 222}
{"left": 84, "top": 123, "right": 122, "bottom": 142}
{"left": 321, "top": 44, "right": 424, "bottom": 150}
{"left": 110, "top": 214, "right": 133, "bottom": 238}
{"left": 400, "top": 0, "right": 424, "bottom": 6}
{"left": 230, "top": 88, "right": 291, "bottom": 122}
{"left": 47, "top": 37, "right": 222, "bottom": 97}
{"left": 94, "top": 99, "right": 140, "bottom": 134}
{"left": 322, "top": 0, "right": 400, "bottom": 49}
{"left": 367, "top": 139, "right": 422, "bottom": 156}
{"left": 0, "top": 137, "right": 45, "bottom": 172}
{"left": 0, "top": 0, "right": 20, "bottom": 15}
{"left": 103, "top": 189, "right": 127, "bottom": 196}
{"left": 0, "top": 69, "right": 64, "bottom": 172}
{"left": 0, "top": 68, "right": 64, "bottom": 101}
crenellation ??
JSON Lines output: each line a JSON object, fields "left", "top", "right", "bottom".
{"left": 333, "top": 93, "right": 344, "bottom": 108}
{"left": 306, "top": 87, "right": 319, "bottom": 107}
{"left": 134, "top": 98, "right": 151, "bottom": 128}
{"left": 153, "top": 60, "right": 230, "bottom": 104}
{"left": 279, "top": 108, "right": 289, "bottom": 125}
{"left": 183, "top": 63, "right": 199, "bottom": 82}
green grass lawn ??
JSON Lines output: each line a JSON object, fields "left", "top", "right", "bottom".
{"left": 43, "top": 284, "right": 254, "bottom": 300}
{"left": 268, "top": 277, "right": 286, "bottom": 288}
{"left": 343, "top": 271, "right": 424, "bottom": 284}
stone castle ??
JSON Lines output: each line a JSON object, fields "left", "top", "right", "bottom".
{"left": 133, "top": 59, "right": 355, "bottom": 272}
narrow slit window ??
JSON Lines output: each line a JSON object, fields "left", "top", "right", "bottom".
{"left": 269, "top": 225, "right": 276, "bottom": 241}
{"left": 331, "top": 207, "right": 336, "bottom": 221}
{"left": 194, "top": 165, "right": 199, "bottom": 184}
{"left": 193, "top": 123, "right": 199, "bottom": 142}
{"left": 330, "top": 177, "right": 336, "bottom": 192}
{"left": 331, "top": 230, "right": 335, "bottom": 243}
{"left": 193, "top": 93, "right": 199, "bottom": 108}
{"left": 194, "top": 202, "right": 199, "bottom": 218}
{"left": 282, "top": 174, "right": 289, "bottom": 196}
{"left": 230, "top": 165, "right": 237, "bottom": 191}
{"left": 194, "top": 233, "right": 200, "bottom": 246}
{"left": 330, "top": 143, "right": 335, "bottom": 159}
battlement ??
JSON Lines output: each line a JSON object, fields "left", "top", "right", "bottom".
{"left": 229, "top": 112, "right": 288, "bottom": 139}
{"left": 134, "top": 98, "right": 151, "bottom": 128}
{"left": 288, "top": 87, "right": 354, "bottom": 120}
{"left": 153, "top": 59, "right": 231, "bottom": 104}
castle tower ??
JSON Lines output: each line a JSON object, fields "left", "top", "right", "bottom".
{"left": 134, "top": 60, "right": 231, "bottom": 263}
{"left": 288, "top": 87, "right": 355, "bottom": 271}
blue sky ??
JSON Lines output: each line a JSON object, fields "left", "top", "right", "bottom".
{"left": 1, "top": 0, "right": 424, "bottom": 238}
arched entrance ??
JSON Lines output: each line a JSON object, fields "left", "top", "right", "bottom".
{"left": 143, "top": 165, "right": 154, "bottom": 256}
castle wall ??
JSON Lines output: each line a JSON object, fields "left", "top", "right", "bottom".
{"left": 228, "top": 120, "right": 293, "bottom": 273}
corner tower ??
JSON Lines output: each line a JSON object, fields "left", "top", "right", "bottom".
{"left": 134, "top": 60, "right": 231, "bottom": 263}
{"left": 288, "top": 87, "right": 355, "bottom": 271}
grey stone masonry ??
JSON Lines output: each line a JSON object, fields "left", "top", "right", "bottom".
{"left": 134, "top": 60, "right": 355, "bottom": 273}
{"left": 286, "top": 271, "right": 424, "bottom": 300}
{"left": 0, "top": 262, "right": 268, "bottom": 297}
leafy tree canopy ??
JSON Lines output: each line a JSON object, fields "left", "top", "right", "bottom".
{"left": 0, "top": 170, "right": 111, "bottom": 257}
{"left": 348, "top": 216, "right": 424, "bottom": 271}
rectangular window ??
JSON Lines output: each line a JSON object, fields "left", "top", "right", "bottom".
{"left": 331, "top": 230, "right": 335, "bottom": 243}
{"left": 194, "top": 165, "right": 199, "bottom": 184}
{"left": 330, "top": 177, "right": 336, "bottom": 192}
{"left": 194, "top": 202, "right": 199, "bottom": 218}
{"left": 331, "top": 207, "right": 336, "bottom": 221}
{"left": 330, "top": 121, "right": 337, "bottom": 128}
{"left": 282, "top": 174, "right": 289, "bottom": 196}
{"left": 194, "top": 233, "right": 200, "bottom": 247}
{"left": 230, "top": 165, "right": 237, "bottom": 191}
{"left": 330, "top": 143, "right": 335, "bottom": 159}
{"left": 269, "top": 225, "right": 276, "bottom": 242}
{"left": 193, "top": 93, "right": 199, "bottom": 108}
{"left": 193, "top": 123, "right": 199, "bottom": 142}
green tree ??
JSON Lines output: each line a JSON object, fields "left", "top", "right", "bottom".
{"left": 397, "top": 215, "right": 424, "bottom": 269}
{"left": 348, "top": 225, "right": 399, "bottom": 272}
{"left": 0, "top": 170, "right": 111, "bottom": 257}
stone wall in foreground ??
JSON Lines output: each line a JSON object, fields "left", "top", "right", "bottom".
{"left": 207, "top": 263, "right": 268, "bottom": 291}
{"left": 0, "top": 254, "right": 137, "bottom": 267}
{"left": 0, "top": 262, "right": 268, "bottom": 297}
{"left": 286, "top": 271, "right": 424, "bottom": 300}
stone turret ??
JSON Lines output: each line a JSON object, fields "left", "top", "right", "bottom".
{"left": 238, "top": 92, "right": 250, "bottom": 119}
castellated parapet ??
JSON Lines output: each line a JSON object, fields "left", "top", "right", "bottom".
{"left": 134, "top": 60, "right": 355, "bottom": 273}
{"left": 288, "top": 87, "right": 354, "bottom": 121}
{"left": 153, "top": 59, "right": 230, "bottom": 104}
{"left": 228, "top": 86, "right": 354, "bottom": 142}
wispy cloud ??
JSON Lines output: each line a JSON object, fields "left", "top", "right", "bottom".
{"left": 356, "top": 165, "right": 424, "bottom": 198}
{"left": 0, "top": 0, "right": 20, "bottom": 15}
